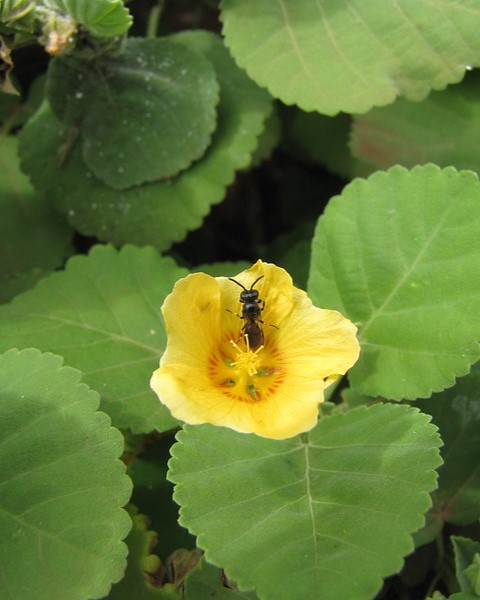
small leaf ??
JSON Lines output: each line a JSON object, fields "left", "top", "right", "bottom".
{"left": 166, "top": 549, "right": 203, "bottom": 591}
{"left": 184, "top": 557, "right": 259, "bottom": 600}
{"left": 0, "top": 73, "right": 46, "bottom": 132}
{"left": 0, "top": 245, "right": 188, "bottom": 433}
{"left": 19, "top": 31, "right": 272, "bottom": 250}
{"left": 0, "top": 348, "right": 132, "bottom": 600}
{"left": 52, "top": 0, "right": 132, "bottom": 37}
{"left": 221, "top": 0, "right": 480, "bottom": 115}
{"left": 0, "top": 83, "right": 20, "bottom": 121}
{"left": 351, "top": 72, "right": 480, "bottom": 173}
{"left": 0, "top": 36, "right": 18, "bottom": 94}
{"left": 0, "top": 0, "right": 36, "bottom": 33}
{"left": 107, "top": 506, "right": 180, "bottom": 600}
{"left": 464, "top": 555, "right": 480, "bottom": 596}
{"left": 47, "top": 37, "right": 219, "bottom": 188}
{"left": 452, "top": 536, "right": 480, "bottom": 594}
{"left": 169, "top": 403, "right": 442, "bottom": 600}
{"left": 416, "top": 364, "right": 480, "bottom": 526}
{"left": 0, "top": 136, "right": 73, "bottom": 302}
{"left": 128, "top": 438, "right": 196, "bottom": 558}
{"left": 309, "top": 164, "right": 480, "bottom": 399}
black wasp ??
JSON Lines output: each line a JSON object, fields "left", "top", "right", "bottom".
{"left": 228, "top": 275, "right": 265, "bottom": 350}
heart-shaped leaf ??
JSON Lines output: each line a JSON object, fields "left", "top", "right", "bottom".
{"left": 169, "top": 404, "right": 442, "bottom": 600}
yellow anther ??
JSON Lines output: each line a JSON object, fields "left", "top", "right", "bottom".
{"left": 229, "top": 338, "right": 264, "bottom": 377}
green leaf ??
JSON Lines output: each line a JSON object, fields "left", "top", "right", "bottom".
{"left": 416, "top": 364, "right": 480, "bottom": 526}
{"left": 351, "top": 71, "right": 480, "bottom": 174}
{"left": 51, "top": 0, "right": 132, "bottom": 37}
{"left": 0, "top": 0, "right": 36, "bottom": 32}
{"left": 309, "top": 164, "right": 480, "bottom": 400}
{"left": 221, "top": 0, "right": 480, "bottom": 115}
{"left": 19, "top": 31, "right": 272, "bottom": 251}
{"left": 266, "top": 222, "right": 314, "bottom": 290}
{"left": 249, "top": 106, "right": 280, "bottom": 168}
{"left": 128, "top": 437, "right": 196, "bottom": 559}
{"left": 452, "top": 537, "right": 480, "bottom": 595}
{"left": 411, "top": 508, "right": 443, "bottom": 548}
{"left": 184, "top": 558, "right": 259, "bottom": 600}
{"left": 107, "top": 506, "right": 180, "bottom": 600}
{"left": 0, "top": 73, "right": 46, "bottom": 133}
{"left": 342, "top": 387, "right": 375, "bottom": 409}
{"left": 169, "top": 403, "right": 442, "bottom": 600}
{"left": 0, "top": 245, "right": 188, "bottom": 433}
{"left": 0, "top": 135, "right": 73, "bottom": 302}
{"left": 282, "top": 108, "right": 359, "bottom": 179}
{"left": 0, "top": 268, "right": 48, "bottom": 305}
{"left": 0, "top": 348, "right": 132, "bottom": 600}
{"left": 465, "top": 556, "right": 480, "bottom": 596}
{"left": 165, "top": 549, "right": 204, "bottom": 593}
{"left": 0, "top": 84, "right": 20, "bottom": 121}
{"left": 47, "top": 37, "right": 219, "bottom": 188}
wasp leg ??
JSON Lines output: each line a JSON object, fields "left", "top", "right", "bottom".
{"left": 226, "top": 308, "right": 244, "bottom": 321}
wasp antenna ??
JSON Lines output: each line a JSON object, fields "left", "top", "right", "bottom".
{"left": 249, "top": 275, "right": 264, "bottom": 290}
{"left": 228, "top": 277, "right": 248, "bottom": 291}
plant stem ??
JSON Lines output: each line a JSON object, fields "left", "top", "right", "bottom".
{"left": 425, "top": 530, "right": 446, "bottom": 597}
{"left": 300, "top": 432, "right": 310, "bottom": 444}
{"left": 146, "top": 0, "right": 165, "bottom": 38}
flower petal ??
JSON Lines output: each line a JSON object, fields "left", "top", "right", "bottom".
{"left": 160, "top": 272, "right": 222, "bottom": 366}
{"left": 152, "top": 362, "right": 322, "bottom": 439}
{"left": 276, "top": 298, "right": 360, "bottom": 379}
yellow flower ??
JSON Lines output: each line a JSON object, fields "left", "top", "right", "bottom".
{"left": 150, "top": 261, "right": 360, "bottom": 439}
